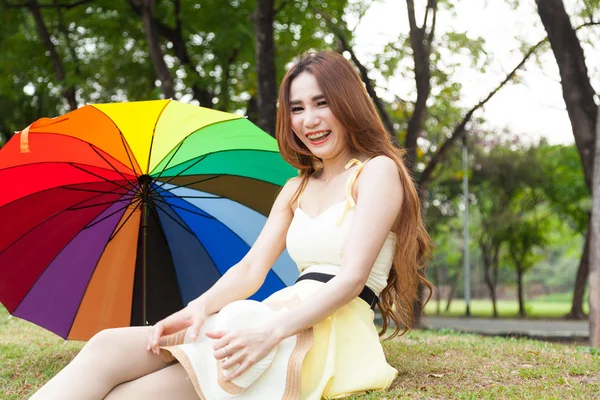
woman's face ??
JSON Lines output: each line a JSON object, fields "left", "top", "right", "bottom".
{"left": 289, "top": 72, "right": 349, "bottom": 160}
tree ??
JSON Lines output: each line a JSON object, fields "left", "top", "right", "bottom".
{"left": 471, "top": 177, "right": 505, "bottom": 318}
{"left": 535, "top": 0, "right": 599, "bottom": 319}
{"left": 470, "top": 133, "right": 552, "bottom": 316}
{"left": 253, "top": 0, "right": 276, "bottom": 136}
{"left": 591, "top": 104, "right": 600, "bottom": 345}
{"left": 20, "top": 0, "right": 81, "bottom": 110}
{"left": 506, "top": 216, "right": 548, "bottom": 317}
{"left": 129, "top": 0, "right": 175, "bottom": 99}
{"left": 0, "top": 1, "right": 84, "bottom": 143}
{"left": 404, "top": 0, "right": 436, "bottom": 169}
{"left": 536, "top": 142, "right": 590, "bottom": 317}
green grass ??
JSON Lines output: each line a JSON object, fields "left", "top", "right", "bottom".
{"left": 424, "top": 299, "right": 590, "bottom": 318}
{"left": 2, "top": 305, "right": 598, "bottom": 399}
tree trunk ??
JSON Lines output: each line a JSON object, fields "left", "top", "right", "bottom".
{"left": 482, "top": 249, "right": 498, "bottom": 318}
{"left": 253, "top": 0, "right": 277, "bottom": 137}
{"left": 405, "top": 0, "right": 436, "bottom": 170}
{"left": 131, "top": 0, "right": 175, "bottom": 99}
{"left": 54, "top": 0, "right": 81, "bottom": 76}
{"left": 566, "top": 227, "right": 590, "bottom": 319}
{"left": 445, "top": 267, "right": 461, "bottom": 312}
{"left": 435, "top": 266, "right": 442, "bottom": 315}
{"left": 219, "top": 50, "right": 239, "bottom": 112}
{"left": 535, "top": 0, "right": 597, "bottom": 191}
{"left": 28, "top": 0, "right": 77, "bottom": 110}
{"left": 246, "top": 96, "right": 259, "bottom": 126}
{"left": 132, "top": 0, "right": 214, "bottom": 106}
{"left": 535, "top": 0, "right": 598, "bottom": 323}
{"left": 589, "top": 104, "right": 600, "bottom": 346}
{"left": 517, "top": 266, "right": 526, "bottom": 317}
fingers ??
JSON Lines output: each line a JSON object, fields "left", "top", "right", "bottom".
{"left": 223, "top": 360, "right": 254, "bottom": 381}
{"left": 211, "top": 331, "right": 233, "bottom": 360}
{"left": 221, "top": 350, "right": 244, "bottom": 370}
{"left": 147, "top": 323, "right": 164, "bottom": 355}
{"left": 205, "top": 330, "right": 226, "bottom": 340}
{"left": 187, "top": 317, "right": 206, "bottom": 341}
{"left": 156, "top": 311, "right": 191, "bottom": 336}
{"left": 213, "top": 340, "right": 236, "bottom": 361}
{"left": 146, "top": 310, "right": 193, "bottom": 355}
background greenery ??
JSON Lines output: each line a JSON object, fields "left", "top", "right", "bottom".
{"left": 0, "top": 0, "right": 598, "bottom": 320}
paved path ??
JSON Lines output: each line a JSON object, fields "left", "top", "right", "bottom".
{"left": 422, "top": 316, "right": 589, "bottom": 340}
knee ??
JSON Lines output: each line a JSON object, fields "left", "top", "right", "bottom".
{"left": 86, "top": 328, "right": 122, "bottom": 350}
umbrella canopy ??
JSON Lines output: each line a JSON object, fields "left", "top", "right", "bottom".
{"left": 0, "top": 99, "right": 298, "bottom": 340}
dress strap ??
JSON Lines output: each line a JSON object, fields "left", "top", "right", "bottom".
{"left": 336, "top": 157, "right": 373, "bottom": 225}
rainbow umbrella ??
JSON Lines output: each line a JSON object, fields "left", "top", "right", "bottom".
{"left": 0, "top": 99, "right": 298, "bottom": 340}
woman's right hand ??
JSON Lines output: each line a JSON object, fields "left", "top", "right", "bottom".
{"left": 147, "top": 299, "right": 208, "bottom": 355}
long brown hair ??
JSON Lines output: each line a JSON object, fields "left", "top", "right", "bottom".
{"left": 276, "top": 51, "right": 433, "bottom": 338}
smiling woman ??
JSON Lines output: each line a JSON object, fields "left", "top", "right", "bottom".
{"left": 30, "top": 51, "right": 432, "bottom": 400}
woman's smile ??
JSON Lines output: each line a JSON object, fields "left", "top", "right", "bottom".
{"left": 306, "top": 130, "right": 332, "bottom": 145}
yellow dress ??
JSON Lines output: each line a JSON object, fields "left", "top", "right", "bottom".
{"left": 266, "top": 158, "right": 398, "bottom": 399}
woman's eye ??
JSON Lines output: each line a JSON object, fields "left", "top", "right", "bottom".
{"left": 317, "top": 100, "right": 327, "bottom": 107}
{"left": 291, "top": 106, "right": 303, "bottom": 112}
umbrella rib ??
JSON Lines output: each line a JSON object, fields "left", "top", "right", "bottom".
{"left": 156, "top": 174, "right": 224, "bottom": 192}
{"left": 149, "top": 140, "right": 185, "bottom": 185}
{"left": 150, "top": 199, "right": 197, "bottom": 236}
{"left": 67, "top": 194, "right": 137, "bottom": 211}
{"left": 0, "top": 190, "right": 111, "bottom": 258}
{"left": 107, "top": 199, "right": 142, "bottom": 242}
{"left": 118, "top": 133, "right": 141, "bottom": 176}
{"left": 159, "top": 194, "right": 224, "bottom": 200}
{"left": 62, "top": 186, "right": 133, "bottom": 196}
{"left": 150, "top": 182, "right": 222, "bottom": 200}
{"left": 87, "top": 144, "right": 137, "bottom": 191}
{"left": 153, "top": 154, "right": 209, "bottom": 189}
{"left": 151, "top": 196, "right": 215, "bottom": 220}
{"left": 145, "top": 100, "right": 171, "bottom": 176}
{"left": 69, "top": 163, "right": 135, "bottom": 192}
{"left": 83, "top": 197, "right": 141, "bottom": 231}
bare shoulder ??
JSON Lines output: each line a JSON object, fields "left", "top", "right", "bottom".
{"left": 282, "top": 176, "right": 303, "bottom": 195}
{"left": 352, "top": 155, "right": 402, "bottom": 205}
{"left": 274, "top": 176, "right": 303, "bottom": 212}
{"left": 362, "top": 155, "right": 401, "bottom": 186}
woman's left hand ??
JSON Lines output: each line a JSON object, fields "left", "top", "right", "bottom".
{"left": 207, "top": 322, "right": 282, "bottom": 381}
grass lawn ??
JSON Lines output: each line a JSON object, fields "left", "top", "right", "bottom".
{"left": 1, "top": 306, "right": 599, "bottom": 399}
{"left": 424, "top": 299, "right": 590, "bottom": 319}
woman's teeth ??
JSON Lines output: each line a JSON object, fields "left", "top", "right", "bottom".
{"left": 307, "top": 131, "right": 331, "bottom": 140}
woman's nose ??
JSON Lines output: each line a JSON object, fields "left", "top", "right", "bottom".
{"left": 303, "top": 108, "right": 320, "bottom": 128}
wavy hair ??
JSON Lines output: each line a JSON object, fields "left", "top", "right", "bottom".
{"left": 275, "top": 50, "right": 433, "bottom": 338}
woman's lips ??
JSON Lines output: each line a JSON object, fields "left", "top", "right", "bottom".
{"left": 306, "top": 130, "right": 331, "bottom": 145}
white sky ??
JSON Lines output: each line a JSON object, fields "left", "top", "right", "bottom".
{"left": 351, "top": 0, "right": 600, "bottom": 145}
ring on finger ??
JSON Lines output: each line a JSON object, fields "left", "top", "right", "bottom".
{"left": 221, "top": 346, "right": 229, "bottom": 358}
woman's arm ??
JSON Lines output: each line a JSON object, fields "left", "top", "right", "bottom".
{"left": 148, "top": 177, "right": 301, "bottom": 352}
{"left": 212, "top": 156, "right": 403, "bottom": 378}
{"left": 191, "top": 177, "right": 300, "bottom": 316}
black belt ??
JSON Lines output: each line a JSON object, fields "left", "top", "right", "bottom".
{"left": 295, "top": 272, "right": 378, "bottom": 310}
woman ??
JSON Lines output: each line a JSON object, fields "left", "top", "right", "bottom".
{"left": 31, "top": 50, "right": 432, "bottom": 400}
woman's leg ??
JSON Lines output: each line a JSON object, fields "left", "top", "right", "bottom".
{"left": 30, "top": 327, "right": 169, "bottom": 400}
{"left": 104, "top": 363, "right": 198, "bottom": 400}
